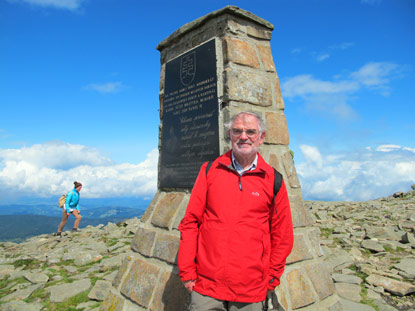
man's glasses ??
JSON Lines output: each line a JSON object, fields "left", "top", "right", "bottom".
{"left": 230, "top": 128, "right": 259, "bottom": 138}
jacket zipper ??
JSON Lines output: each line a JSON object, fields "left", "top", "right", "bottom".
{"left": 238, "top": 174, "right": 242, "bottom": 191}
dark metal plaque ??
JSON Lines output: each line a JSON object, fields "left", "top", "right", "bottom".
{"left": 160, "top": 39, "right": 219, "bottom": 189}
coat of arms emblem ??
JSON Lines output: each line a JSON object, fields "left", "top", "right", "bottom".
{"left": 180, "top": 52, "right": 196, "bottom": 86}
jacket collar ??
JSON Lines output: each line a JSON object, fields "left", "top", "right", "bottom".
{"left": 218, "top": 150, "right": 267, "bottom": 173}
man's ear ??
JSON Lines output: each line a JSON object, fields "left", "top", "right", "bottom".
{"left": 259, "top": 131, "right": 266, "bottom": 144}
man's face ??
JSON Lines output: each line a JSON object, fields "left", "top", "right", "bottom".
{"left": 230, "top": 114, "right": 265, "bottom": 160}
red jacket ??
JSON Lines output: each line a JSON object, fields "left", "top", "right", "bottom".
{"left": 178, "top": 151, "right": 294, "bottom": 302}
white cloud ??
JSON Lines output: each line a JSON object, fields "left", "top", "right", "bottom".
{"left": 376, "top": 144, "right": 402, "bottom": 152}
{"left": 8, "top": 0, "right": 84, "bottom": 10}
{"left": 291, "top": 48, "right": 302, "bottom": 54}
{"left": 316, "top": 53, "right": 330, "bottom": 62}
{"left": 361, "top": 0, "right": 382, "bottom": 5}
{"left": 329, "top": 42, "right": 355, "bottom": 50}
{"left": 0, "top": 141, "right": 158, "bottom": 200}
{"left": 296, "top": 144, "right": 415, "bottom": 201}
{"left": 281, "top": 62, "right": 403, "bottom": 121}
{"left": 282, "top": 74, "right": 359, "bottom": 97}
{"left": 85, "top": 82, "right": 124, "bottom": 94}
{"left": 349, "top": 62, "right": 400, "bottom": 95}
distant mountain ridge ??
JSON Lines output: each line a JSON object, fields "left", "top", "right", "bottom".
{"left": 0, "top": 202, "right": 148, "bottom": 243}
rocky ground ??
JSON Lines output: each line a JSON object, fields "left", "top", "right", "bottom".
{"left": 0, "top": 219, "right": 140, "bottom": 311}
{"left": 306, "top": 186, "right": 415, "bottom": 311}
{"left": 0, "top": 187, "right": 414, "bottom": 311}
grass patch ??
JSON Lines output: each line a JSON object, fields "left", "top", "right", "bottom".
{"left": 25, "top": 287, "right": 48, "bottom": 303}
{"left": 0, "top": 276, "right": 30, "bottom": 300}
{"left": 13, "top": 258, "right": 42, "bottom": 270}
{"left": 56, "top": 259, "right": 75, "bottom": 267}
{"left": 52, "top": 290, "right": 90, "bottom": 311}
{"left": 107, "top": 239, "right": 118, "bottom": 247}
{"left": 360, "top": 286, "right": 379, "bottom": 311}
{"left": 320, "top": 227, "right": 334, "bottom": 238}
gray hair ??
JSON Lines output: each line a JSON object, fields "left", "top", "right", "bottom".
{"left": 225, "top": 112, "right": 267, "bottom": 133}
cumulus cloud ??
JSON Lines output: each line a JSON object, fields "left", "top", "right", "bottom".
{"left": 8, "top": 0, "right": 84, "bottom": 10}
{"left": 349, "top": 62, "right": 401, "bottom": 95}
{"left": 329, "top": 42, "right": 355, "bottom": 50}
{"left": 291, "top": 48, "right": 302, "bottom": 54}
{"left": 84, "top": 82, "right": 124, "bottom": 94}
{"left": 316, "top": 53, "right": 330, "bottom": 62}
{"left": 296, "top": 144, "right": 415, "bottom": 201}
{"left": 282, "top": 62, "right": 403, "bottom": 121}
{"left": 0, "top": 141, "right": 158, "bottom": 200}
{"left": 361, "top": 0, "right": 382, "bottom": 5}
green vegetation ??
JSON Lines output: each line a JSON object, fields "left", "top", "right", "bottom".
{"left": 45, "top": 290, "right": 90, "bottom": 311}
{"left": 320, "top": 227, "right": 334, "bottom": 238}
{"left": 360, "top": 286, "right": 379, "bottom": 311}
{"left": 107, "top": 239, "right": 118, "bottom": 247}
{"left": 13, "top": 258, "right": 42, "bottom": 270}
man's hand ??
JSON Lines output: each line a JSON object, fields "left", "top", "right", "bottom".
{"left": 183, "top": 280, "right": 196, "bottom": 293}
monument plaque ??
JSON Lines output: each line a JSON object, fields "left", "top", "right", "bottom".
{"left": 160, "top": 39, "right": 219, "bottom": 189}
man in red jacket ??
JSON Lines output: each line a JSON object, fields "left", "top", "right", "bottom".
{"left": 178, "top": 111, "right": 294, "bottom": 311}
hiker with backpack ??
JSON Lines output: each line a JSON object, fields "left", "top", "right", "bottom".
{"left": 56, "top": 181, "right": 83, "bottom": 236}
{"left": 178, "top": 112, "right": 293, "bottom": 311}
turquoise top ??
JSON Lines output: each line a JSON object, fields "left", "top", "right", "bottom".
{"left": 65, "top": 188, "right": 80, "bottom": 213}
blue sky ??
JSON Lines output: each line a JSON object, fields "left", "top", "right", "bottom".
{"left": 0, "top": 0, "right": 414, "bottom": 203}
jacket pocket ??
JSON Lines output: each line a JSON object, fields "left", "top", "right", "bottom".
{"left": 196, "top": 225, "right": 226, "bottom": 281}
{"left": 227, "top": 228, "right": 266, "bottom": 287}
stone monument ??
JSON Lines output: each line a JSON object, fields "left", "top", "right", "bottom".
{"left": 101, "top": 6, "right": 342, "bottom": 311}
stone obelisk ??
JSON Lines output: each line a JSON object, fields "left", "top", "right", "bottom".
{"left": 101, "top": 6, "right": 342, "bottom": 311}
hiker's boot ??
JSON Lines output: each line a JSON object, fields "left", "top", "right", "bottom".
{"left": 71, "top": 228, "right": 79, "bottom": 232}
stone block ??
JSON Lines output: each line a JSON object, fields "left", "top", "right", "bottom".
{"left": 153, "top": 233, "right": 180, "bottom": 264}
{"left": 281, "top": 151, "right": 301, "bottom": 188}
{"left": 1, "top": 284, "right": 41, "bottom": 302}
{"left": 131, "top": 227, "right": 156, "bottom": 257}
{"left": 159, "top": 91, "right": 164, "bottom": 120}
{"left": 112, "top": 255, "right": 132, "bottom": 288}
{"left": 47, "top": 279, "right": 91, "bottom": 303}
{"left": 141, "top": 191, "right": 163, "bottom": 223}
{"left": 286, "top": 268, "right": 316, "bottom": 309}
{"left": 159, "top": 63, "right": 165, "bottom": 91}
{"left": 275, "top": 284, "right": 289, "bottom": 311}
{"left": 120, "top": 259, "right": 160, "bottom": 308}
{"left": 366, "top": 274, "right": 415, "bottom": 296}
{"left": 224, "top": 68, "right": 272, "bottom": 106}
{"left": 308, "top": 227, "right": 324, "bottom": 257}
{"left": 152, "top": 192, "right": 185, "bottom": 229}
{"left": 335, "top": 283, "right": 362, "bottom": 302}
{"left": 191, "top": 27, "right": 216, "bottom": 48}
{"left": 150, "top": 271, "right": 189, "bottom": 311}
{"left": 286, "top": 234, "right": 313, "bottom": 264}
{"left": 88, "top": 280, "right": 112, "bottom": 301}
{"left": 224, "top": 37, "right": 260, "bottom": 68}
{"left": 256, "top": 44, "right": 275, "bottom": 72}
{"left": 305, "top": 262, "right": 335, "bottom": 300}
{"left": 172, "top": 195, "right": 190, "bottom": 230}
{"left": 264, "top": 112, "right": 289, "bottom": 145}
{"left": 100, "top": 291, "right": 125, "bottom": 311}
{"left": 290, "top": 194, "right": 314, "bottom": 228}
{"left": 247, "top": 25, "right": 272, "bottom": 40}
{"left": 275, "top": 77, "right": 285, "bottom": 110}
{"left": 267, "top": 153, "right": 281, "bottom": 173}
{"left": 0, "top": 301, "right": 43, "bottom": 311}
{"left": 226, "top": 19, "right": 246, "bottom": 36}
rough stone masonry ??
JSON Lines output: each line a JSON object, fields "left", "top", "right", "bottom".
{"left": 100, "top": 6, "right": 342, "bottom": 311}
